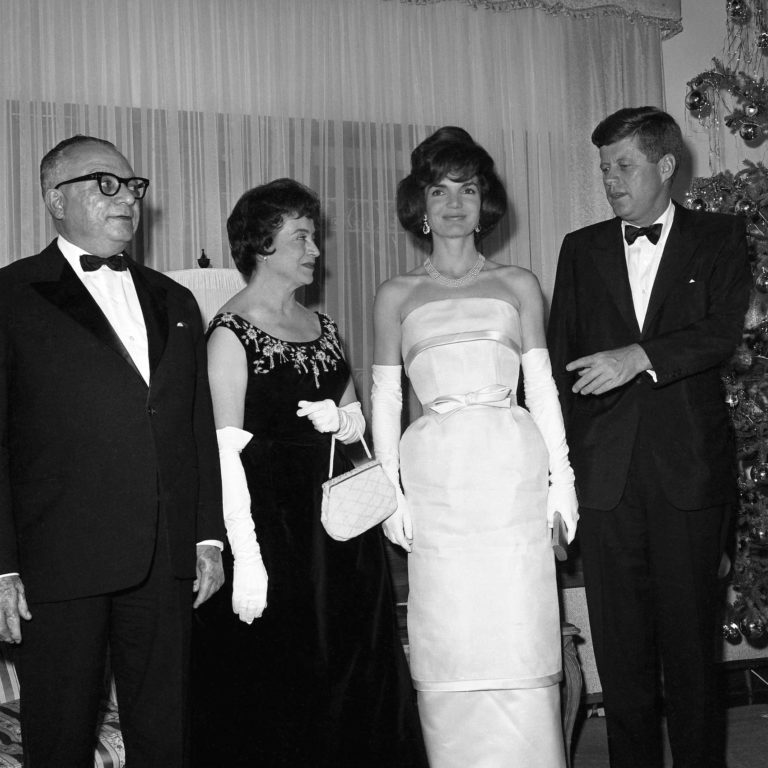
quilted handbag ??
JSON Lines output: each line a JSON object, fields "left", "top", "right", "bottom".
{"left": 321, "top": 434, "right": 397, "bottom": 541}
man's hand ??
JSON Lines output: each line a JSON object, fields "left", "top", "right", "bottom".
{"left": 193, "top": 545, "right": 225, "bottom": 608}
{"left": 0, "top": 575, "right": 31, "bottom": 644}
{"left": 566, "top": 344, "right": 651, "bottom": 395}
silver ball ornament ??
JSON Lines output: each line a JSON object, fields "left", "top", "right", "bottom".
{"left": 740, "top": 122, "right": 760, "bottom": 142}
{"left": 685, "top": 89, "right": 708, "bottom": 113}
{"left": 723, "top": 621, "right": 742, "bottom": 644}
{"left": 740, "top": 616, "right": 767, "bottom": 641}
{"left": 750, "top": 462, "right": 768, "bottom": 484}
{"left": 690, "top": 198, "right": 707, "bottom": 211}
{"left": 750, "top": 525, "right": 768, "bottom": 545}
{"left": 735, "top": 198, "right": 758, "bottom": 216}
{"left": 746, "top": 103, "right": 760, "bottom": 118}
{"left": 728, "top": 0, "right": 749, "bottom": 22}
{"left": 725, "top": 390, "right": 740, "bottom": 407}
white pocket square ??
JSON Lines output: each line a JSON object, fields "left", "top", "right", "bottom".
{"left": 176, "top": 321, "right": 188, "bottom": 328}
{"left": 688, "top": 278, "right": 696, "bottom": 283}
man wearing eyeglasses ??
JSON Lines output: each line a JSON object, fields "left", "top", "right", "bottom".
{"left": 0, "top": 135, "right": 225, "bottom": 767}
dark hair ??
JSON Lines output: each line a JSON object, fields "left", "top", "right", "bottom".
{"left": 397, "top": 126, "right": 507, "bottom": 242}
{"left": 227, "top": 178, "right": 321, "bottom": 278}
{"left": 591, "top": 107, "right": 684, "bottom": 179}
{"left": 40, "top": 135, "right": 117, "bottom": 194}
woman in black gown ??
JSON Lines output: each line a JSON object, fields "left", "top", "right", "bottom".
{"left": 191, "top": 178, "right": 427, "bottom": 768}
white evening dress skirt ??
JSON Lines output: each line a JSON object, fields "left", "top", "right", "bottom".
{"left": 399, "top": 297, "right": 565, "bottom": 768}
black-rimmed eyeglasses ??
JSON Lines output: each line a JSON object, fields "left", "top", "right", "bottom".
{"left": 54, "top": 172, "right": 150, "bottom": 200}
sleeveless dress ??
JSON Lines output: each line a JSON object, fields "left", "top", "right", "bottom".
{"left": 191, "top": 312, "right": 427, "bottom": 768}
{"left": 399, "top": 298, "right": 565, "bottom": 767}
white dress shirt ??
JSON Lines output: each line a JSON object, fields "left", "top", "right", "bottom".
{"left": 621, "top": 200, "right": 674, "bottom": 330}
{"left": 58, "top": 235, "right": 151, "bottom": 383}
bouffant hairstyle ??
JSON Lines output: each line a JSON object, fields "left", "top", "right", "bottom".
{"left": 591, "top": 107, "right": 684, "bottom": 180}
{"left": 396, "top": 126, "right": 507, "bottom": 242}
{"left": 227, "top": 178, "right": 321, "bottom": 278}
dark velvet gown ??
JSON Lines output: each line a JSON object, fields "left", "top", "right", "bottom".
{"left": 191, "top": 312, "right": 427, "bottom": 768}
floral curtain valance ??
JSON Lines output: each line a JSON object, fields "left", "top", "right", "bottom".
{"left": 390, "top": 0, "right": 682, "bottom": 39}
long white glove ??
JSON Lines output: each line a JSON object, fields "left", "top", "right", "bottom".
{"left": 296, "top": 399, "right": 365, "bottom": 444}
{"left": 521, "top": 349, "right": 579, "bottom": 544}
{"left": 372, "top": 364, "right": 412, "bottom": 552}
{"left": 217, "top": 426, "right": 268, "bottom": 623}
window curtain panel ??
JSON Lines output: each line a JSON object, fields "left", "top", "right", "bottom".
{"left": 0, "top": 0, "right": 665, "bottom": 411}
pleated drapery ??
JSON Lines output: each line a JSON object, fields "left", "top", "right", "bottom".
{"left": 0, "top": 0, "right": 665, "bottom": 411}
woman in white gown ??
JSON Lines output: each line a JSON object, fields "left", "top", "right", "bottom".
{"left": 372, "top": 127, "right": 580, "bottom": 767}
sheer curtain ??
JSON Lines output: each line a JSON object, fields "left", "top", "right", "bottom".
{"left": 0, "top": 0, "right": 667, "bottom": 408}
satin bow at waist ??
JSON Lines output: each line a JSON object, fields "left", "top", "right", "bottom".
{"left": 425, "top": 384, "right": 514, "bottom": 417}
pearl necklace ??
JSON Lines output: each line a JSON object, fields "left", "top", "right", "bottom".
{"left": 424, "top": 254, "right": 486, "bottom": 288}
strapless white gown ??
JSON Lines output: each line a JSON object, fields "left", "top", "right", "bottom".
{"left": 400, "top": 298, "right": 565, "bottom": 767}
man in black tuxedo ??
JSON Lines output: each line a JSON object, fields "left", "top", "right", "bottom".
{"left": 0, "top": 135, "right": 225, "bottom": 767}
{"left": 548, "top": 107, "right": 751, "bottom": 768}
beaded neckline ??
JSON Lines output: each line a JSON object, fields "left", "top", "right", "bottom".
{"left": 223, "top": 312, "right": 323, "bottom": 346}
{"left": 211, "top": 312, "right": 344, "bottom": 389}
{"left": 424, "top": 254, "right": 485, "bottom": 288}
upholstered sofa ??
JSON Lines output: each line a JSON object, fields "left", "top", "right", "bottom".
{"left": 0, "top": 643, "right": 125, "bottom": 767}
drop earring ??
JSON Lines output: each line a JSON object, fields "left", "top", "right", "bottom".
{"left": 475, "top": 224, "right": 481, "bottom": 234}
{"left": 422, "top": 214, "right": 431, "bottom": 236}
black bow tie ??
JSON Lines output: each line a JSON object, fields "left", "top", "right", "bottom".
{"left": 624, "top": 223, "right": 662, "bottom": 246}
{"left": 80, "top": 253, "right": 128, "bottom": 272}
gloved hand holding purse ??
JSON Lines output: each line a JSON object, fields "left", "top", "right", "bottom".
{"left": 296, "top": 399, "right": 365, "bottom": 444}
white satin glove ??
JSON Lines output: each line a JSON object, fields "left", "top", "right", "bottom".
{"left": 217, "top": 426, "right": 268, "bottom": 623}
{"left": 521, "top": 349, "right": 579, "bottom": 544}
{"left": 372, "top": 364, "right": 412, "bottom": 552}
{"left": 296, "top": 399, "right": 365, "bottom": 444}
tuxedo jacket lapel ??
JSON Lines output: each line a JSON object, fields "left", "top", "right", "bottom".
{"left": 590, "top": 220, "right": 641, "bottom": 336}
{"left": 642, "top": 203, "right": 697, "bottom": 336}
{"left": 129, "top": 263, "right": 168, "bottom": 377}
{"left": 30, "top": 246, "right": 145, "bottom": 383}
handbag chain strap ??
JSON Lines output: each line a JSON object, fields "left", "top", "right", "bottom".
{"left": 328, "top": 433, "right": 373, "bottom": 479}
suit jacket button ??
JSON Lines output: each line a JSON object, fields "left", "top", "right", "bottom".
{"left": 147, "top": 406, "right": 157, "bottom": 416}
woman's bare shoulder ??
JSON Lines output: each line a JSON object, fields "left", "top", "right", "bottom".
{"left": 375, "top": 269, "right": 424, "bottom": 305}
{"left": 486, "top": 261, "right": 541, "bottom": 292}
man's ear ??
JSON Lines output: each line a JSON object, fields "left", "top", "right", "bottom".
{"left": 44, "top": 188, "right": 65, "bottom": 220}
{"left": 658, "top": 153, "right": 676, "bottom": 184}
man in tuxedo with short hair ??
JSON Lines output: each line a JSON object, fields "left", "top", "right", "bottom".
{"left": 548, "top": 107, "right": 751, "bottom": 768}
{"left": 0, "top": 135, "right": 225, "bottom": 767}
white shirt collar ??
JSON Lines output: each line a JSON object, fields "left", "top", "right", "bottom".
{"left": 621, "top": 199, "right": 675, "bottom": 238}
{"left": 57, "top": 235, "right": 127, "bottom": 275}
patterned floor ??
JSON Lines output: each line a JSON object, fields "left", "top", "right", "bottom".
{"left": 571, "top": 704, "right": 768, "bottom": 768}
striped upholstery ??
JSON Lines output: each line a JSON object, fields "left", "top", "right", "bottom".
{"left": 0, "top": 647, "right": 19, "bottom": 706}
{"left": 0, "top": 703, "right": 22, "bottom": 767}
{"left": 0, "top": 646, "right": 125, "bottom": 767}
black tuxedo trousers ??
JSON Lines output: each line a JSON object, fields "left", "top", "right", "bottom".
{"left": 579, "top": 424, "right": 727, "bottom": 768}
